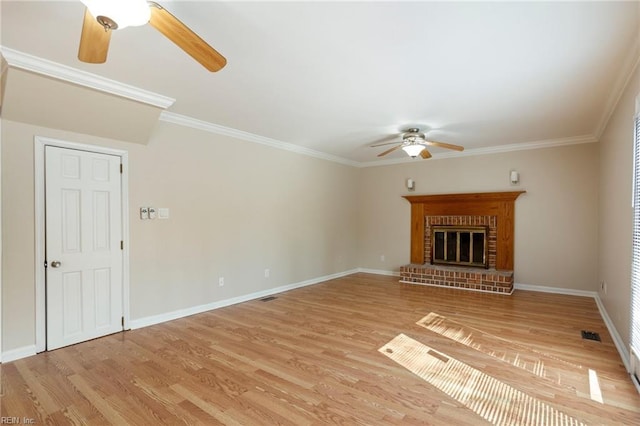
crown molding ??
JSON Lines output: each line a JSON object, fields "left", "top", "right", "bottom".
{"left": 594, "top": 35, "right": 640, "bottom": 139}
{"left": 159, "top": 111, "right": 360, "bottom": 167}
{"left": 0, "top": 47, "right": 604, "bottom": 168}
{"left": 0, "top": 47, "right": 175, "bottom": 109}
{"left": 359, "top": 134, "right": 598, "bottom": 168}
{"left": 160, "top": 112, "right": 598, "bottom": 168}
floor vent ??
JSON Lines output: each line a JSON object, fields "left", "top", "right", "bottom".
{"left": 260, "top": 296, "right": 277, "bottom": 302}
{"left": 581, "top": 330, "right": 601, "bottom": 341}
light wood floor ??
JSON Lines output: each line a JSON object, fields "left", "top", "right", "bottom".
{"left": 2, "top": 273, "right": 639, "bottom": 425}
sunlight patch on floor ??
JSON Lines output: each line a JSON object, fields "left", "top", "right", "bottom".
{"left": 380, "top": 334, "right": 585, "bottom": 426}
{"left": 416, "top": 312, "right": 583, "bottom": 383}
{"left": 588, "top": 369, "right": 603, "bottom": 404}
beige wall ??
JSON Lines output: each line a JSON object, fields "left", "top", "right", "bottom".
{"left": 598, "top": 59, "right": 640, "bottom": 350}
{"left": 358, "top": 144, "right": 600, "bottom": 290}
{"left": 2, "top": 72, "right": 634, "bottom": 356}
{"left": 1, "top": 119, "right": 359, "bottom": 352}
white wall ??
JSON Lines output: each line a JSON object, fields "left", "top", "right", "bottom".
{"left": 358, "top": 143, "right": 600, "bottom": 290}
{"left": 1, "top": 119, "right": 360, "bottom": 353}
{"left": 598, "top": 58, "right": 640, "bottom": 350}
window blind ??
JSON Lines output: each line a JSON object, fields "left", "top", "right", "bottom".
{"left": 631, "top": 113, "right": 640, "bottom": 375}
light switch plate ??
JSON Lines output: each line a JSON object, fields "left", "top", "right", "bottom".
{"left": 148, "top": 207, "right": 157, "bottom": 219}
{"left": 158, "top": 208, "right": 170, "bottom": 219}
{"left": 140, "top": 207, "right": 149, "bottom": 220}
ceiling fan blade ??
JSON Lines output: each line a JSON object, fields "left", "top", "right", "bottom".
{"left": 369, "top": 134, "right": 400, "bottom": 147}
{"left": 78, "top": 7, "right": 111, "bottom": 64}
{"left": 148, "top": 2, "right": 227, "bottom": 72}
{"left": 425, "top": 140, "right": 465, "bottom": 151}
{"left": 370, "top": 140, "right": 401, "bottom": 148}
{"left": 420, "top": 149, "right": 432, "bottom": 159}
{"left": 377, "top": 144, "right": 402, "bottom": 157}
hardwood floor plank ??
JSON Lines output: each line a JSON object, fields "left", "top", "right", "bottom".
{"left": 2, "top": 273, "right": 639, "bottom": 425}
{"left": 66, "top": 374, "right": 131, "bottom": 425}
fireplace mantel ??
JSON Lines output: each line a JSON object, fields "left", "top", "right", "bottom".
{"left": 403, "top": 191, "right": 525, "bottom": 270}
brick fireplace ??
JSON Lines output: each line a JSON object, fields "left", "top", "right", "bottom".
{"left": 400, "top": 191, "right": 525, "bottom": 294}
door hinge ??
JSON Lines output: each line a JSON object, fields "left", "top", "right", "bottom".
{"left": 121, "top": 240, "right": 124, "bottom": 250}
{"left": 121, "top": 316, "right": 124, "bottom": 327}
{"left": 120, "top": 164, "right": 123, "bottom": 174}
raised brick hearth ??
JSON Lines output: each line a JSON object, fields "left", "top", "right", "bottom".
{"left": 401, "top": 192, "right": 524, "bottom": 295}
{"left": 400, "top": 264, "right": 514, "bottom": 294}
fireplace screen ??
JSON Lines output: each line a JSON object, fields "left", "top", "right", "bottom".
{"left": 432, "top": 226, "right": 488, "bottom": 268}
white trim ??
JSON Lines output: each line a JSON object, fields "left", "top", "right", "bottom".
{"left": 0, "top": 47, "right": 175, "bottom": 109}
{"left": 400, "top": 279, "right": 515, "bottom": 295}
{"left": 514, "top": 282, "right": 598, "bottom": 298}
{"left": 631, "top": 347, "right": 640, "bottom": 394}
{"left": 161, "top": 111, "right": 599, "bottom": 169}
{"left": 633, "top": 370, "right": 640, "bottom": 394}
{"left": 130, "top": 268, "right": 359, "bottom": 330}
{"left": 34, "top": 136, "right": 131, "bottom": 352}
{"left": 0, "top": 48, "right": 629, "bottom": 170}
{"left": 357, "top": 268, "right": 401, "bottom": 277}
{"left": 34, "top": 138, "right": 45, "bottom": 352}
{"left": 159, "top": 111, "right": 360, "bottom": 167}
{"left": 594, "top": 293, "right": 631, "bottom": 371}
{"left": 594, "top": 36, "right": 640, "bottom": 139}
{"left": 360, "top": 134, "right": 598, "bottom": 168}
{"left": 1, "top": 345, "right": 37, "bottom": 363}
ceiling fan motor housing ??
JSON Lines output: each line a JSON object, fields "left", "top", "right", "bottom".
{"left": 403, "top": 128, "right": 426, "bottom": 143}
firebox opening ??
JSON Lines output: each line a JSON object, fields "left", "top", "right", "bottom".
{"left": 432, "top": 226, "right": 488, "bottom": 269}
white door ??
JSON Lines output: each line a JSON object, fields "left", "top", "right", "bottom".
{"left": 45, "top": 146, "right": 123, "bottom": 350}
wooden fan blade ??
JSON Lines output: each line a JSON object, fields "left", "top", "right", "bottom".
{"left": 378, "top": 144, "right": 402, "bottom": 157}
{"left": 78, "top": 8, "right": 111, "bottom": 64}
{"left": 370, "top": 135, "right": 401, "bottom": 147}
{"left": 148, "top": 2, "right": 227, "bottom": 72}
{"left": 420, "top": 149, "right": 432, "bottom": 159}
{"left": 425, "top": 140, "right": 464, "bottom": 151}
{"left": 370, "top": 140, "right": 401, "bottom": 148}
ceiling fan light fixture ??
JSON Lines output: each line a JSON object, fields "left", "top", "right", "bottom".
{"left": 402, "top": 143, "right": 426, "bottom": 158}
{"left": 81, "top": 0, "right": 150, "bottom": 30}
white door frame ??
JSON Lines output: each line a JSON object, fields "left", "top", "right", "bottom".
{"left": 34, "top": 136, "right": 130, "bottom": 352}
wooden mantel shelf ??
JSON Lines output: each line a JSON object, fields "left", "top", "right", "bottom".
{"left": 403, "top": 191, "right": 526, "bottom": 204}
{"left": 403, "top": 191, "right": 526, "bottom": 270}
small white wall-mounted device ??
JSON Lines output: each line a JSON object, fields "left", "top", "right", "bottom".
{"left": 406, "top": 178, "right": 415, "bottom": 191}
{"left": 140, "top": 207, "right": 149, "bottom": 220}
{"left": 148, "top": 207, "right": 157, "bottom": 220}
{"left": 510, "top": 170, "right": 520, "bottom": 185}
{"left": 158, "top": 208, "right": 170, "bottom": 219}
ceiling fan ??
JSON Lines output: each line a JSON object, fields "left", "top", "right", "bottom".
{"left": 77, "top": 0, "right": 226, "bottom": 72}
{"left": 370, "top": 128, "right": 464, "bottom": 159}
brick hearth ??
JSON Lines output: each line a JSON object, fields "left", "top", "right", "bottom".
{"left": 399, "top": 264, "right": 514, "bottom": 294}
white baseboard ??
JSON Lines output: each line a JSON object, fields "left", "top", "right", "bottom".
{"left": 3, "top": 272, "right": 631, "bottom": 376}
{"left": 514, "top": 282, "right": 598, "bottom": 298}
{"left": 1, "top": 345, "right": 36, "bottom": 363}
{"left": 594, "top": 293, "right": 631, "bottom": 372}
{"left": 130, "top": 268, "right": 360, "bottom": 330}
{"left": 357, "top": 268, "right": 400, "bottom": 277}
{"left": 515, "top": 282, "right": 630, "bottom": 373}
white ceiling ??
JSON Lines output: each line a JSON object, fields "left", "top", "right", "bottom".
{"left": 1, "top": 1, "right": 639, "bottom": 164}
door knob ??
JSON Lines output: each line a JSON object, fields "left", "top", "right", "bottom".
{"left": 50, "top": 261, "right": 62, "bottom": 268}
